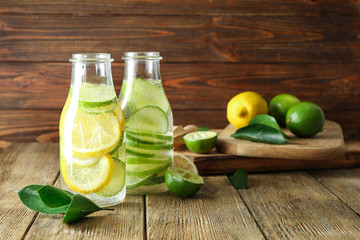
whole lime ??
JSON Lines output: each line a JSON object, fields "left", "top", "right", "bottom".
{"left": 269, "top": 94, "right": 300, "bottom": 127}
{"left": 286, "top": 102, "right": 325, "bottom": 138}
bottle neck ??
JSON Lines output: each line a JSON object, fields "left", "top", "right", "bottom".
{"left": 123, "top": 59, "right": 161, "bottom": 82}
{"left": 70, "top": 53, "right": 114, "bottom": 87}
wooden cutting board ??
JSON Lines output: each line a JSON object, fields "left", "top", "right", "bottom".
{"left": 176, "top": 121, "right": 360, "bottom": 175}
{"left": 217, "top": 120, "right": 345, "bottom": 160}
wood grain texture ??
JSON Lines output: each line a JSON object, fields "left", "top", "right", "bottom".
{"left": 0, "top": 14, "right": 358, "bottom": 63}
{"left": 146, "top": 176, "right": 265, "bottom": 240}
{"left": 1, "top": 62, "right": 359, "bottom": 111}
{"left": 239, "top": 171, "right": 360, "bottom": 239}
{"left": 0, "top": 143, "right": 59, "bottom": 240}
{"left": 310, "top": 168, "right": 360, "bottom": 215}
{"left": 217, "top": 121, "right": 345, "bottom": 160}
{"left": 0, "top": 0, "right": 358, "bottom": 16}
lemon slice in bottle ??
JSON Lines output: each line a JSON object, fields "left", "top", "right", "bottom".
{"left": 72, "top": 109, "right": 121, "bottom": 158}
{"left": 62, "top": 154, "right": 114, "bottom": 194}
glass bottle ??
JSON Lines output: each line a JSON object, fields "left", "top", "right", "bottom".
{"left": 59, "top": 53, "right": 126, "bottom": 206}
{"left": 119, "top": 52, "right": 173, "bottom": 194}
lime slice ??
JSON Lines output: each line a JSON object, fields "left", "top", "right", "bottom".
{"left": 72, "top": 110, "right": 121, "bottom": 158}
{"left": 78, "top": 83, "right": 117, "bottom": 108}
{"left": 126, "top": 174, "right": 154, "bottom": 189}
{"left": 96, "top": 158, "right": 125, "bottom": 197}
{"left": 173, "top": 153, "right": 198, "bottom": 174}
{"left": 165, "top": 167, "right": 204, "bottom": 198}
{"left": 79, "top": 101, "right": 117, "bottom": 115}
{"left": 126, "top": 133, "right": 168, "bottom": 145}
{"left": 62, "top": 154, "right": 114, "bottom": 194}
{"left": 126, "top": 147, "right": 157, "bottom": 158}
{"left": 126, "top": 156, "right": 172, "bottom": 165}
{"left": 127, "top": 130, "right": 172, "bottom": 141}
{"left": 183, "top": 131, "right": 217, "bottom": 154}
{"left": 141, "top": 170, "right": 167, "bottom": 186}
{"left": 128, "top": 78, "right": 170, "bottom": 113}
{"left": 126, "top": 106, "right": 168, "bottom": 133}
{"left": 71, "top": 156, "right": 101, "bottom": 167}
{"left": 126, "top": 138, "right": 173, "bottom": 150}
{"left": 126, "top": 162, "right": 171, "bottom": 176}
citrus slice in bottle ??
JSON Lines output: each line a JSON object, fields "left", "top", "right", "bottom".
{"left": 126, "top": 162, "right": 171, "bottom": 176}
{"left": 126, "top": 105, "right": 169, "bottom": 133}
{"left": 173, "top": 153, "right": 198, "bottom": 174}
{"left": 72, "top": 110, "right": 121, "bottom": 158}
{"left": 62, "top": 154, "right": 114, "bottom": 194}
{"left": 78, "top": 83, "right": 117, "bottom": 108}
{"left": 96, "top": 158, "right": 126, "bottom": 197}
{"left": 126, "top": 174, "right": 155, "bottom": 189}
{"left": 129, "top": 78, "right": 170, "bottom": 113}
{"left": 165, "top": 167, "right": 204, "bottom": 198}
{"left": 183, "top": 131, "right": 217, "bottom": 154}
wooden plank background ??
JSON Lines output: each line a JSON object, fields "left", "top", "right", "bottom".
{"left": 0, "top": 0, "right": 359, "bottom": 142}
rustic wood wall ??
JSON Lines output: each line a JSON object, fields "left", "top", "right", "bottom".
{"left": 0, "top": 0, "right": 359, "bottom": 142}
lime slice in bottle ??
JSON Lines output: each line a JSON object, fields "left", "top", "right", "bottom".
{"left": 165, "top": 167, "right": 204, "bottom": 198}
{"left": 126, "top": 174, "right": 154, "bottom": 189}
{"left": 126, "top": 105, "right": 169, "bottom": 133}
{"left": 127, "top": 130, "right": 172, "bottom": 141}
{"left": 183, "top": 131, "right": 217, "bottom": 154}
{"left": 126, "top": 162, "right": 171, "bottom": 176}
{"left": 78, "top": 83, "right": 117, "bottom": 108}
{"left": 129, "top": 78, "right": 170, "bottom": 113}
{"left": 96, "top": 158, "right": 125, "bottom": 197}
{"left": 126, "top": 156, "right": 172, "bottom": 165}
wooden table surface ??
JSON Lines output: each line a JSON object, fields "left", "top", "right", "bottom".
{"left": 1, "top": 142, "right": 360, "bottom": 240}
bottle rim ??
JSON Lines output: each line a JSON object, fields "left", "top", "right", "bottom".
{"left": 122, "top": 52, "right": 163, "bottom": 60}
{"left": 69, "top": 53, "right": 114, "bottom": 62}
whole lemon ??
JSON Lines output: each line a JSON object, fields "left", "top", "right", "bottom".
{"left": 286, "top": 102, "right": 325, "bottom": 138}
{"left": 227, "top": 91, "right": 269, "bottom": 128}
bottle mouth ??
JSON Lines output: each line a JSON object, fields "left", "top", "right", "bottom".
{"left": 122, "top": 52, "right": 162, "bottom": 60}
{"left": 69, "top": 53, "right": 114, "bottom": 62}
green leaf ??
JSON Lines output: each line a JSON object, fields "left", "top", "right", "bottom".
{"left": 231, "top": 124, "right": 287, "bottom": 144}
{"left": 62, "top": 194, "right": 113, "bottom": 223}
{"left": 249, "top": 114, "right": 282, "bottom": 131}
{"left": 249, "top": 114, "right": 289, "bottom": 139}
{"left": 37, "top": 185, "right": 74, "bottom": 209}
{"left": 16, "top": 185, "right": 69, "bottom": 214}
{"left": 228, "top": 169, "right": 248, "bottom": 189}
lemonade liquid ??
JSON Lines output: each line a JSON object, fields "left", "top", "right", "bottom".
{"left": 59, "top": 53, "right": 126, "bottom": 206}
{"left": 120, "top": 52, "right": 173, "bottom": 194}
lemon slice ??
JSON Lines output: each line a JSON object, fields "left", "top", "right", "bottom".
{"left": 63, "top": 154, "right": 114, "bottom": 194}
{"left": 173, "top": 153, "right": 198, "bottom": 174}
{"left": 72, "top": 109, "right": 121, "bottom": 158}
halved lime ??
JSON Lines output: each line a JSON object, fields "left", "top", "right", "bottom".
{"left": 126, "top": 162, "right": 171, "bottom": 176}
{"left": 96, "top": 158, "right": 125, "bottom": 197}
{"left": 126, "top": 105, "right": 169, "bottom": 133}
{"left": 165, "top": 167, "right": 204, "bottom": 198}
{"left": 127, "top": 78, "right": 170, "bottom": 113}
{"left": 183, "top": 131, "right": 217, "bottom": 154}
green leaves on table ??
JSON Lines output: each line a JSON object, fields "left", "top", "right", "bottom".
{"left": 231, "top": 114, "right": 288, "bottom": 144}
{"left": 16, "top": 185, "right": 113, "bottom": 223}
{"left": 228, "top": 169, "right": 248, "bottom": 189}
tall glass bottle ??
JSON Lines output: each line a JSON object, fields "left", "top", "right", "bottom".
{"left": 119, "top": 52, "right": 173, "bottom": 194}
{"left": 59, "top": 53, "right": 126, "bottom": 206}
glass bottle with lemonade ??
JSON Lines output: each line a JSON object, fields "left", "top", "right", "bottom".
{"left": 119, "top": 52, "right": 173, "bottom": 194}
{"left": 59, "top": 53, "right": 126, "bottom": 206}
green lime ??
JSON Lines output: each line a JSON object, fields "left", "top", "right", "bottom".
{"left": 286, "top": 102, "right": 325, "bottom": 138}
{"left": 96, "top": 158, "right": 125, "bottom": 197}
{"left": 165, "top": 167, "right": 204, "bottom": 198}
{"left": 183, "top": 131, "right": 217, "bottom": 154}
{"left": 78, "top": 82, "right": 117, "bottom": 108}
{"left": 126, "top": 174, "right": 154, "bottom": 189}
{"left": 269, "top": 94, "right": 300, "bottom": 126}
{"left": 126, "top": 105, "right": 169, "bottom": 133}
